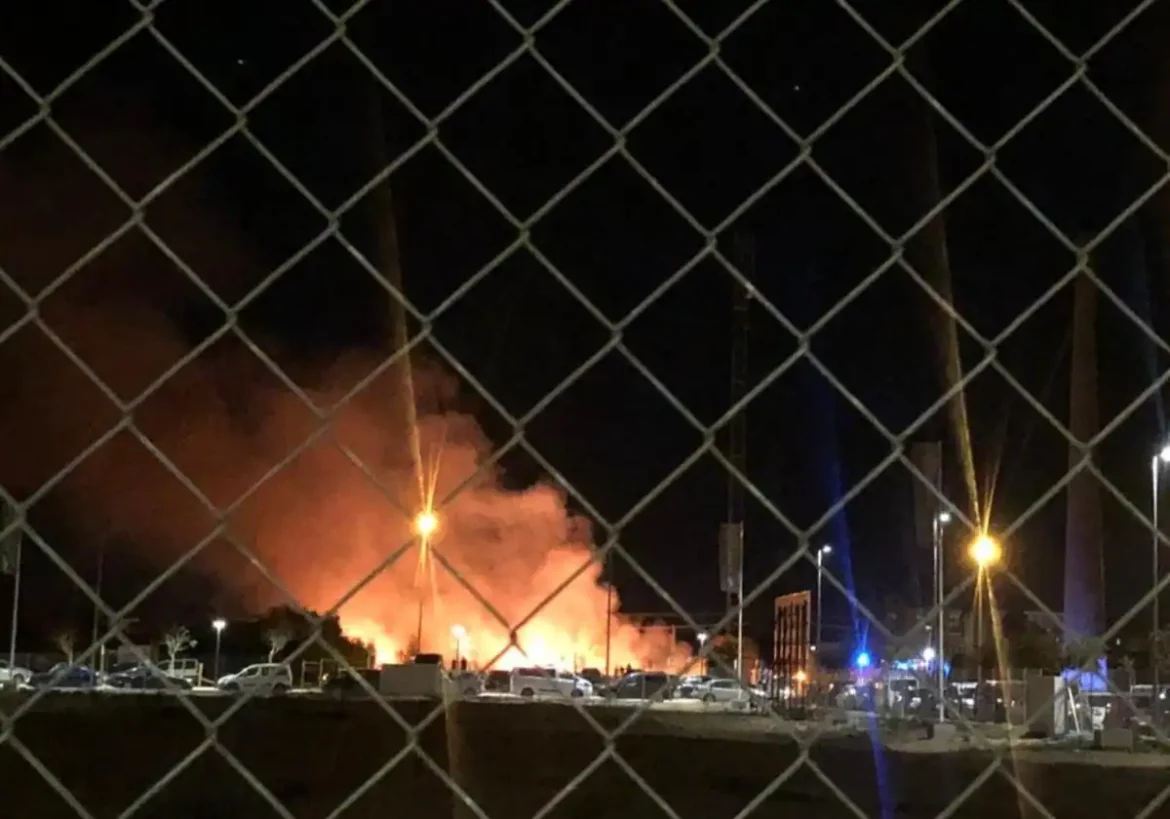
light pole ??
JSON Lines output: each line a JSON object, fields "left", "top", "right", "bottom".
{"left": 969, "top": 534, "right": 1001, "bottom": 696}
{"left": 934, "top": 511, "right": 951, "bottom": 722}
{"left": 697, "top": 631, "right": 709, "bottom": 675}
{"left": 1152, "top": 446, "right": 1170, "bottom": 723}
{"left": 212, "top": 618, "right": 226, "bottom": 681}
{"left": 6, "top": 523, "right": 21, "bottom": 674}
{"left": 451, "top": 624, "right": 466, "bottom": 668}
{"left": 815, "top": 545, "right": 831, "bottom": 655}
{"left": 414, "top": 511, "right": 439, "bottom": 654}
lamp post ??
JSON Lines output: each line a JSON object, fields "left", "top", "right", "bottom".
{"left": 969, "top": 534, "right": 1001, "bottom": 695}
{"left": 451, "top": 624, "right": 467, "bottom": 667}
{"left": 414, "top": 511, "right": 439, "bottom": 654}
{"left": 815, "top": 545, "right": 831, "bottom": 654}
{"left": 415, "top": 511, "right": 438, "bottom": 538}
{"left": 212, "top": 618, "right": 226, "bottom": 681}
{"left": 1152, "top": 446, "right": 1170, "bottom": 724}
{"left": 697, "top": 631, "right": 708, "bottom": 675}
{"left": 934, "top": 511, "right": 951, "bottom": 722}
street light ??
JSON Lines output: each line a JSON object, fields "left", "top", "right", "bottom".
{"left": 969, "top": 535, "right": 1001, "bottom": 568}
{"left": 921, "top": 646, "right": 936, "bottom": 663}
{"left": 1151, "top": 446, "right": 1170, "bottom": 724}
{"left": 697, "top": 631, "right": 709, "bottom": 674}
{"left": 933, "top": 511, "right": 952, "bottom": 723}
{"left": 413, "top": 510, "right": 440, "bottom": 653}
{"left": 968, "top": 534, "right": 1001, "bottom": 694}
{"left": 212, "top": 618, "right": 227, "bottom": 681}
{"left": 415, "top": 510, "right": 438, "bottom": 537}
{"left": 815, "top": 544, "right": 832, "bottom": 655}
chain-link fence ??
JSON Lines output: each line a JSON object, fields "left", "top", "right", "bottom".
{"left": 3, "top": 0, "right": 1170, "bottom": 817}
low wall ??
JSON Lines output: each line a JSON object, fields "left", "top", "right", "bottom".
{"left": 1, "top": 695, "right": 1166, "bottom": 818}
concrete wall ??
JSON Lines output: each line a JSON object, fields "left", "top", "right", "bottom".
{"left": 0, "top": 696, "right": 1165, "bottom": 818}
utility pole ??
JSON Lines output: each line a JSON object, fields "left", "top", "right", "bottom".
{"left": 91, "top": 540, "right": 105, "bottom": 672}
{"left": 604, "top": 550, "right": 613, "bottom": 677}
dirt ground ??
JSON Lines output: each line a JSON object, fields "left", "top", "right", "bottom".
{"left": 1, "top": 695, "right": 1167, "bottom": 818}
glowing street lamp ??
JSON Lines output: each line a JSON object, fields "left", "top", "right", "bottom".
{"left": 212, "top": 618, "right": 227, "bottom": 681}
{"left": 697, "top": 631, "right": 709, "bottom": 673}
{"left": 921, "top": 646, "right": 936, "bottom": 663}
{"left": 415, "top": 510, "right": 439, "bottom": 538}
{"left": 968, "top": 534, "right": 1001, "bottom": 691}
{"left": 969, "top": 535, "right": 1001, "bottom": 569}
{"left": 413, "top": 510, "right": 440, "bottom": 654}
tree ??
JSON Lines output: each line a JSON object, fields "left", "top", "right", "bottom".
{"left": 706, "top": 634, "right": 759, "bottom": 677}
{"left": 163, "top": 625, "right": 196, "bottom": 662}
{"left": 53, "top": 628, "right": 77, "bottom": 663}
{"left": 265, "top": 626, "right": 292, "bottom": 662}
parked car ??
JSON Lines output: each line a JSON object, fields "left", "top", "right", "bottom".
{"left": 216, "top": 663, "right": 292, "bottom": 695}
{"left": 609, "top": 672, "right": 672, "bottom": 700}
{"left": 675, "top": 675, "right": 713, "bottom": 699}
{"left": 105, "top": 665, "right": 193, "bottom": 691}
{"left": 321, "top": 668, "right": 381, "bottom": 699}
{"left": 700, "top": 678, "right": 768, "bottom": 708}
{"left": 483, "top": 669, "right": 511, "bottom": 693}
{"left": 99, "top": 661, "right": 139, "bottom": 680}
{"left": 156, "top": 657, "right": 202, "bottom": 685}
{"left": 451, "top": 670, "right": 482, "bottom": 697}
{"left": 29, "top": 663, "right": 97, "bottom": 690}
{"left": 509, "top": 667, "right": 592, "bottom": 698}
{"left": 0, "top": 659, "right": 32, "bottom": 686}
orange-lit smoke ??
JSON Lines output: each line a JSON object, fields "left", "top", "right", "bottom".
{"left": 0, "top": 115, "right": 690, "bottom": 675}
{"left": 0, "top": 284, "right": 691, "bottom": 672}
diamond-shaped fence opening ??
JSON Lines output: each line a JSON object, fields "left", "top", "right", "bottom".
{"left": 3, "top": 0, "right": 1170, "bottom": 817}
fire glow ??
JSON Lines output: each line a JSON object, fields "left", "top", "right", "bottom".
{"left": 322, "top": 422, "right": 692, "bottom": 672}
{"left": 0, "top": 297, "right": 691, "bottom": 673}
{"left": 0, "top": 132, "right": 691, "bottom": 676}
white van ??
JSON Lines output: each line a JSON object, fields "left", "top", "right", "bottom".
{"left": 509, "top": 667, "right": 592, "bottom": 699}
{"left": 216, "top": 663, "right": 293, "bottom": 695}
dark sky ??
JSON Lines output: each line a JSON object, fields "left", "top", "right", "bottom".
{"left": 2, "top": 0, "right": 1170, "bottom": 653}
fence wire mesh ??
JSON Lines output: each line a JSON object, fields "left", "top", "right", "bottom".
{"left": 2, "top": 0, "right": 1170, "bottom": 817}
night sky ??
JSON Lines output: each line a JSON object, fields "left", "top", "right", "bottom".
{"left": 2, "top": 0, "right": 1170, "bottom": 654}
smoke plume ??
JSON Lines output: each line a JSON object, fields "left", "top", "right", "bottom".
{"left": 0, "top": 103, "right": 688, "bottom": 672}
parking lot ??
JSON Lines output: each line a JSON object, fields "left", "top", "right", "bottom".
{"left": 9, "top": 683, "right": 759, "bottom": 714}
